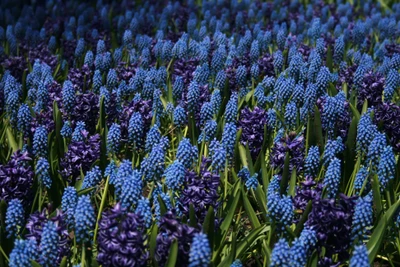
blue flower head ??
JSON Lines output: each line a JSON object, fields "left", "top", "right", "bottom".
{"left": 9, "top": 239, "right": 38, "bottom": 267}
{"left": 187, "top": 81, "right": 200, "bottom": 113}
{"left": 188, "top": 233, "right": 211, "bottom": 267}
{"left": 177, "top": 138, "right": 196, "bottom": 169}
{"left": 135, "top": 197, "right": 152, "bottom": 228}
{"left": 39, "top": 221, "right": 59, "bottom": 267}
{"left": 36, "top": 157, "right": 52, "bottom": 189}
{"left": 200, "top": 102, "right": 213, "bottom": 126}
{"left": 236, "top": 65, "right": 248, "bottom": 88}
{"left": 367, "top": 133, "right": 387, "bottom": 167}
{"left": 356, "top": 111, "right": 378, "bottom": 154}
{"left": 323, "top": 157, "right": 341, "bottom": 198}
{"left": 33, "top": 126, "right": 48, "bottom": 158}
{"left": 62, "top": 80, "right": 75, "bottom": 115}
{"left": 121, "top": 169, "right": 143, "bottom": 210}
{"left": 245, "top": 174, "right": 259, "bottom": 190}
{"left": 214, "top": 70, "right": 226, "bottom": 90}
{"left": 211, "top": 89, "right": 222, "bottom": 115}
{"left": 173, "top": 105, "right": 187, "bottom": 128}
{"left": 72, "top": 121, "right": 87, "bottom": 142}
{"left": 270, "top": 238, "right": 290, "bottom": 267}
{"left": 74, "top": 195, "right": 95, "bottom": 243}
{"left": 354, "top": 166, "right": 369, "bottom": 195}
{"left": 17, "top": 104, "right": 31, "bottom": 135}
{"left": 225, "top": 93, "right": 238, "bottom": 123}
{"left": 61, "top": 186, "right": 78, "bottom": 226}
{"left": 222, "top": 123, "right": 237, "bottom": 160}
{"left": 305, "top": 146, "right": 320, "bottom": 177}
{"left": 378, "top": 146, "right": 396, "bottom": 191}
{"left": 107, "top": 123, "right": 121, "bottom": 154}
{"left": 351, "top": 195, "right": 373, "bottom": 242}
{"left": 164, "top": 160, "right": 186, "bottom": 191}
{"left": 284, "top": 101, "right": 297, "bottom": 130}
{"left": 198, "top": 120, "right": 217, "bottom": 143}
{"left": 349, "top": 245, "right": 369, "bottom": 267}
{"left": 82, "top": 166, "right": 102, "bottom": 190}
{"left": 61, "top": 121, "right": 72, "bottom": 138}
{"left": 6, "top": 199, "right": 24, "bottom": 238}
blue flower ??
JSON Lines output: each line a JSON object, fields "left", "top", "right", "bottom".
{"left": 356, "top": 111, "right": 378, "bottom": 154}
{"left": 107, "top": 123, "right": 121, "bottom": 154}
{"left": 323, "top": 157, "right": 341, "bottom": 198}
{"left": 334, "top": 36, "right": 345, "bottom": 64}
{"left": 9, "top": 239, "right": 38, "bottom": 267}
{"left": 74, "top": 38, "right": 85, "bottom": 58}
{"left": 164, "top": 160, "right": 186, "bottom": 191}
{"left": 6, "top": 89, "right": 20, "bottom": 126}
{"left": 188, "top": 81, "right": 200, "bottom": 113}
{"left": 316, "top": 67, "right": 330, "bottom": 96}
{"left": 211, "top": 143, "right": 226, "bottom": 173}
{"left": 17, "top": 104, "right": 31, "bottom": 135}
{"left": 36, "top": 157, "right": 52, "bottom": 188}
{"left": 305, "top": 146, "right": 320, "bottom": 177}
{"left": 211, "top": 89, "right": 222, "bottom": 115}
{"left": 245, "top": 174, "right": 259, "bottom": 190}
{"left": 173, "top": 105, "right": 187, "bottom": 128}
{"left": 106, "top": 69, "right": 118, "bottom": 89}
{"left": 39, "top": 221, "right": 59, "bottom": 267}
{"left": 72, "top": 121, "right": 87, "bottom": 142}
{"left": 230, "top": 259, "right": 243, "bottom": 267}
{"left": 74, "top": 195, "right": 95, "bottom": 243}
{"left": 378, "top": 146, "right": 396, "bottom": 190}
{"left": 351, "top": 196, "right": 373, "bottom": 241}
{"left": 274, "top": 50, "right": 284, "bottom": 74}
{"left": 236, "top": 65, "right": 248, "bottom": 88}
{"left": 222, "top": 123, "right": 237, "bottom": 160}
{"left": 224, "top": 93, "right": 238, "bottom": 123}
{"left": 237, "top": 167, "right": 251, "bottom": 182}
{"left": 354, "top": 166, "right": 369, "bottom": 195}
{"left": 177, "top": 138, "right": 196, "bottom": 169}
{"left": 367, "top": 133, "right": 387, "bottom": 167}
{"left": 270, "top": 238, "right": 290, "bottom": 267}
{"left": 135, "top": 197, "right": 152, "bottom": 228}
{"left": 62, "top": 80, "right": 75, "bottom": 115}
{"left": 323, "top": 137, "right": 344, "bottom": 166}
{"left": 188, "top": 233, "right": 211, "bottom": 267}
{"left": 214, "top": 70, "right": 226, "bottom": 90}
{"left": 6, "top": 199, "right": 24, "bottom": 238}
{"left": 284, "top": 101, "right": 297, "bottom": 130}
{"left": 61, "top": 186, "right": 77, "bottom": 226}
{"left": 33, "top": 126, "right": 48, "bottom": 158}
{"left": 93, "top": 70, "right": 103, "bottom": 93}
{"left": 349, "top": 245, "right": 369, "bottom": 267}
{"left": 113, "top": 160, "right": 133, "bottom": 197}
{"left": 121, "top": 169, "right": 143, "bottom": 210}
{"left": 84, "top": 51, "right": 94, "bottom": 67}
{"left": 81, "top": 166, "right": 102, "bottom": 190}
{"left": 198, "top": 120, "right": 217, "bottom": 143}
{"left": 200, "top": 102, "right": 213, "bottom": 126}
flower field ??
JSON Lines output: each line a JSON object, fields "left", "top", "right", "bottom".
{"left": 0, "top": 0, "right": 400, "bottom": 266}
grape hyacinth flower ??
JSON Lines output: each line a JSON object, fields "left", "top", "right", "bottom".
{"left": 36, "top": 157, "right": 52, "bottom": 189}
{"left": 81, "top": 166, "right": 102, "bottom": 190}
{"left": 354, "top": 167, "right": 370, "bottom": 195}
{"left": 39, "top": 221, "right": 59, "bottom": 267}
{"left": 135, "top": 197, "right": 152, "bottom": 228}
{"left": 9, "top": 239, "right": 38, "bottom": 267}
{"left": 72, "top": 121, "right": 87, "bottom": 143}
{"left": 245, "top": 174, "right": 259, "bottom": 190}
{"left": 323, "top": 157, "right": 341, "bottom": 198}
{"left": 176, "top": 138, "right": 196, "bottom": 169}
{"left": 351, "top": 195, "right": 373, "bottom": 242}
{"left": 17, "top": 104, "right": 31, "bottom": 135}
{"left": 61, "top": 186, "right": 77, "bottom": 226}
{"left": 270, "top": 238, "right": 290, "bottom": 267}
{"left": 6, "top": 199, "right": 24, "bottom": 238}
{"left": 33, "top": 126, "right": 48, "bottom": 158}
{"left": 74, "top": 195, "right": 95, "bottom": 243}
{"left": 62, "top": 80, "right": 75, "bottom": 115}
{"left": 231, "top": 259, "right": 243, "bottom": 267}
{"left": 378, "top": 146, "right": 396, "bottom": 191}
{"left": 120, "top": 170, "right": 143, "bottom": 210}
{"left": 305, "top": 146, "right": 320, "bottom": 177}
{"left": 61, "top": 121, "right": 72, "bottom": 138}
{"left": 173, "top": 105, "right": 187, "bottom": 128}
{"left": 107, "top": 123, "right": 121, "bottom": 154}
{"left": 164, "top": 160, "right": 186, "bottom": 191}
{"left": 367, "top": 133, "right": 387, "bottom": 168}
{"left": 188, "top": 233, "right": 211, "bottom": 267}
{"left": 349, "top": 245, "right": 369, "bottom": 267}
{"left": 128, "top": 112, "right": 144, "bottom": 151}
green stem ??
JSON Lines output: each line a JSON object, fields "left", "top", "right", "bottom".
{"left": 0, "top": 245, "right": 9, "bottom": 262}
{"left": 38, "top": 186, "right": 43, "bottom": 212}
{"left": 30, "top": 187, "right": 40, "bottom": 214}
{"left": 93, "top": 176, "right": 110, "bottom": 244}
{"left": 81, "top": 244, "right": 86, "bottom": 267}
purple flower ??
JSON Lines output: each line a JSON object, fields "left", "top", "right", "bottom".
{"left": 119, "top": 99, "right": 153, "bottom": 142}
{"left": 67, "top": 65, "right": 92, "bottom": 92}
{"left": 25, "top": 208, "right": 70, "bottom": 265}
{"left": 60, "top": 134, "right": 101, "bottom": 180}
{"left": 239, "top": 107, "right": 267, "bottom": 160}
{"left": 155, "top": 211, "right": 199, "bottom": 266}
{"left": 357, "top": 71, "right": 385, "bottom": 109}
{"left": 374, "top": 103, "right": 400, "bottom": 152}
{"left": 97, "top": 203, "right": 148, "bottom": 267}
{"left": 270, "top": 132, "right": 305, "bottom": 174}
{"left": 69, "top": 93, "right": 99, "bottom": 134}
{"left": 0, "top": 150, "right": 34, "bottom": 205}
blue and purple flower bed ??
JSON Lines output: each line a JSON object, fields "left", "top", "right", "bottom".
{"left": 0, "top": 0, "right": 400, "bottom": 266}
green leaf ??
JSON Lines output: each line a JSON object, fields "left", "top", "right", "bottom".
{"left": 165, "top": 240, "right": 178, "bottom": 267}
{"left": 367, "top": 199, "right": 400, "bottom": 263}
{"left": 203, "top": 206, "right": 215, "bottom": 250}
{"left": 149, "top": 224, "right": 159, "bottom": 266}
{"left": 254, "top": 186, "right": 268, "bottom": 221}
{"left": 220, "top": 184, "right": 241, "bottom": 233}
{"left": 294, "top": 200, "right": 312, "bottom": 236}
{"left": 6, "top": 127, "right": 18, "bottom": 152}
{"left": 279, "top": 152, "right": 290, "bottom": 195}
{"left": 288, "top": 168, "right": 297, "bottom": 197}
{"left": 31, "top": 260, "right": 42, "bottom": 267}
{"left": 349, "top": 102, "right": 360, "bottom": 121}
{"left": 241, "top": 187, "right": 260, "bottom": 228}
{"left": 371, "top": 174, "right": 383, "bottom": 217}
{"left": 158, "top": 195, "right": 168, "bottom": 217}
{"left": 59, "top": 257, "right": 67, "bottom": 267}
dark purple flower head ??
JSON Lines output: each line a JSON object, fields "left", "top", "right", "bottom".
{"left": 2, "top": 56, "right": 27, "bottom": 80}
{"left": 270, "top": 132, "right": 305, "bottom": 174}
{"left": 0, "top": 150, "right": 34, "bottom": 205}
{"left": 179, "top": 162, "right": 220, "bottom": 224}
{"left": 173, "top": 58, "right": 199, "bottom": 86}
{"left": 357, "top": 71, "right": 385, "bottom": 109}
{"left": 97, "top": 202, "right": 148, "bottom": 267}
{"left": 258, "top": 53, "right": 275, "bottom": 77}
{"left": 336, "top": 64, "right": 357, "bottom": 91}
{"left": 155, "top": 211, "right": 198, "bottom": 266}
{"left": 67, "top": 65, "right": 92, "bottom": 92}
{"left": 60, "top": 134, "right": 101, "bottom": 180}
{"left": 69, "top": 93, "right": 99, "bottom": 134}
{"left": 24, "top": 42, "right": 58, "bottom": 70}
{"left": 239, "top": 106, "right": 267, "bottom": 159}
{"left": 374, "top": 103, "right": 400, "bottom": 152}
{"left": 25, "top": 208, "right": 70, "bottom": 265}
{"left": 294, "top": 177, "right": 323, "bottom": 211}
{"left": 115, "top": 62, "right": 137, "bottom": 82}
{"left": 306, "top": 194, "right": 357, "bottom": 266}
{"left": 119, "top": 99, "right": 152, "bottom": 141}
